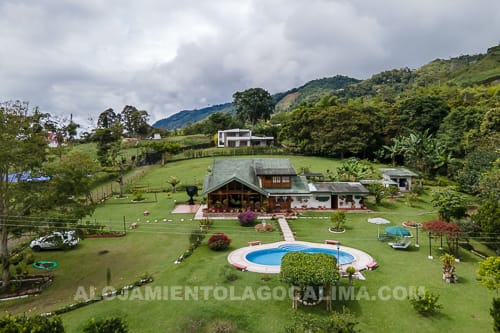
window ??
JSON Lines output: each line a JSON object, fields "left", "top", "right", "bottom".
{"left": 282, "top": 176, "right": 290, "bottom": 183}
{"left": 272, "top": 176, "right": 281, "bottom": 183}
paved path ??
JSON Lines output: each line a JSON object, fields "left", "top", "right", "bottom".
{"left": 277, "top": 216, "right": 295, "bottom": 241}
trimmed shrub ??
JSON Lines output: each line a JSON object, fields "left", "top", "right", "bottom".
{"left": 0, "top": 314, "right": 64, "bottom": 332}
{"left": 492, "top": 297, "right": 500, "bottom": 333}
{"left": 83, "top": 317, "right": 128, "bottom": 333}
{"left": 208, "top": 233, "right": 232, "bottom": 251}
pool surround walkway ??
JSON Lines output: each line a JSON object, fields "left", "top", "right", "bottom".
{"left": 227, "top": 240, "right": 374, "bottom": 274}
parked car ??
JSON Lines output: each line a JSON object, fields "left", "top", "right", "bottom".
{"left": 30, "top": 231, "right": 80, "bottom": 251}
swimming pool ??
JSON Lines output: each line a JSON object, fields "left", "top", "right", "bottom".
{"left": 228, "top": 241, "right": 374, "bottom": 274}
{"left": 245, "top": 243, "right": 355, "bottom": 266}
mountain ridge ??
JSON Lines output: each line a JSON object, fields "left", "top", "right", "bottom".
{"left": 153, "top": 44, "right": 500, "bottom": 130}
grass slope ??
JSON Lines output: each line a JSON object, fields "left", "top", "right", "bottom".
{"left": 1, "top": 157, "right": 495, "bottom": 333}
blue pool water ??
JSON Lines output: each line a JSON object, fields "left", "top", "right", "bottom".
{"left": 245, "top": 243, "right": 355, "bottom": 266}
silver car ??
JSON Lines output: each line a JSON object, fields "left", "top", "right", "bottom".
{"left": 30, "top": 231, "right": 80, "bottom": 251}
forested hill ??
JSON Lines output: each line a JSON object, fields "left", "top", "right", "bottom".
{"left": 152, "top": 75, "right": 359, "bottom": 130}
{"left": 152, "top": 103, "right": 234, "bottom": 130}
{"left": 153, "top": 44, "right": 500, "bottom": 129}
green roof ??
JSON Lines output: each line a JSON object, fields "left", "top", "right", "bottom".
{"left": 201, "top": 158, "right": 308, "bottom": 196}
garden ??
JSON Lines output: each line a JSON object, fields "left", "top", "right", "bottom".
{"left": 0, "top": 156, "right": 497, "bottom": 332}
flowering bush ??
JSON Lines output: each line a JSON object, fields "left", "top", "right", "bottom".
{"left": 238, "top": 210, "right": 258, "bottom": 226}
{"left": 208, "top": 233, "right": 232, "bottom": 251}
{"left": 409, "top": 289, "right": 442, "bottom": 316}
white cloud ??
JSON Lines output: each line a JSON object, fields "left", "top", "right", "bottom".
{"left": 0, "top": 0, "right": 499, "bottom": 127}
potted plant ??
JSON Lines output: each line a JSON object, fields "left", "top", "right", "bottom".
{"left": 329, "top": 211, "right": 347, "bottom": 233}
{"left": 346, "top": 266, "right": 356, "bottom": 286}
{"left": 440, "top": 253, "right": 457, "bottom": 283}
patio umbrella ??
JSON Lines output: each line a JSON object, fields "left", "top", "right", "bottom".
{"left": 384, "top": 225, "right": 411, "bottom": 237}
{"left": 367, "top": 217, "right": 391, "bottom": 238}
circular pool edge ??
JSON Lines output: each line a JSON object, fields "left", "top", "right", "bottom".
{"left": 227, "top": 241, "right": 374, "bottom": 274}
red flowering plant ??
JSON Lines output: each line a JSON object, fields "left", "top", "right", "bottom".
{"left": 422, "top": 220, "right": 462, "bottom": 254}
{"left": 208, "top": 233, "right": 232, "bottom": 251}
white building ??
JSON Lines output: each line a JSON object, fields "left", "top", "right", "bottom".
{"left": 379, "top": 168, "right": 419, "bottom": 192}
{"left": 217, "top": 129, "right": 274, "bottom": 148}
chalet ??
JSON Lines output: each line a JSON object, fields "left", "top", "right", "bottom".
{"left": 201, "top": 158, "right": 368, "bottom": 212}
{"left": 217, "top": 129, "right": 274, "bottom": 148}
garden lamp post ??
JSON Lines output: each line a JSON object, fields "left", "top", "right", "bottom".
{"left": 428, "top": 232, "right": 433, "bottom": 259}
{"left": 337, "top": 244, "right": 341, "bottom": 273}
{"left": 415, "top": 224, "right": 419, "bottom": 248}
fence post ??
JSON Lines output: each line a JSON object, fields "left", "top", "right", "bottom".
{"left": 123, "top": 216, "right": 126, "bottom": 235}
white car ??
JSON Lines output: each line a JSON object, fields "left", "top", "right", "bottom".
{"left": 30, "top": 231, "right": 80, "bottom": 251}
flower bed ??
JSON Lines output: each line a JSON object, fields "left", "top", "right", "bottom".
{"left": 85, "top": 232, "right": 126, "bottom": 238}
{"left": 402, "top": 221, "right": 422, "bottom": 229}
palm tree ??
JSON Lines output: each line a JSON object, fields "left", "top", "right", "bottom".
{"left": 168, "top": 176, "right": 181, "bottom": 192}
{"left": 400, "top": 129, "right": 436, "bottom": 175}
{"left": 434, "top": 143, "right": 454, "bottom": 177}
{"left": 383, "top": 137, "right": 403, "bottom": 166}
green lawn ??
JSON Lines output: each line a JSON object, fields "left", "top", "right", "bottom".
{"left": 1, "top": 157, "right": 496, "bottom": 332}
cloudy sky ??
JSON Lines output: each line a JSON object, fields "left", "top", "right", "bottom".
{"left": 1, "top": 0, "right": 499, "bottom": 129}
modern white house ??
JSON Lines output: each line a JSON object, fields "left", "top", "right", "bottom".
{"left": 217, "top": 129, "right": 274, "bottom": 148}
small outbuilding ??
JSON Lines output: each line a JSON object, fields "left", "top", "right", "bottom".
{"left": 379, "top": 168, "right": 418, "bottom": 192}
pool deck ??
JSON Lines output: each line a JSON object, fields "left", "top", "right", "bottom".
{"left": 227, "top": 240, "right": 375, "bottom": 275}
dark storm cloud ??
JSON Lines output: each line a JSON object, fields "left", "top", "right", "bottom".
{"left": 0, "top": 0, "right": 499, "bottom": 127}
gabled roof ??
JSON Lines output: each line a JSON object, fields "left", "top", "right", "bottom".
{"left": 201, "top": 158, "right": 303, "bottom": 196}
{"left": 380, "top": 168, "right": 418, "bottom": 177}
{"left": 202, "top": 159, "right": 264, "bottom": 195}
{"left": 254, "top": 159, "right": 296, "bottom": 176}
{"left": 310, "top": 182, "right": 369, "bottom": 195}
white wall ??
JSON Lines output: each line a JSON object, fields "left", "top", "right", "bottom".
{"left": 291, "top": 195, "right": 330, "bottom": 209}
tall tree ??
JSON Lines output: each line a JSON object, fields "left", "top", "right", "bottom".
{"left": 398, "top": 94, "right": 450, "bottom": 135}
{"left": 0, "top": 101, "right": 48, "bottom": 288}
{"left": 94, "top": 121, "right": 123, "bottom": 166}
{"left": 120, "top": 105, "right": 150, "bottom": 137}
{"left": 97, "top": 108, "right": 120, "bottom": 129}
{"left": 310, "top": 104, "right": 375, "bottom": 158}
{"left": 431, "top": 188, "right": 468, "bottom": 222}
{"left": 437, "top": 106, "right": 486, "bottom": 157}
{"left": 44, "top": 150, "right": 99, "bottom": 217}
{"left": 233, "top": 88, "right": 273, "bottom": 126}
{"left": 279, "top": 106, "right": 316, "bottom": 153}
{"left": 203, "top": 112, "right": 236, "bottom": 135}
